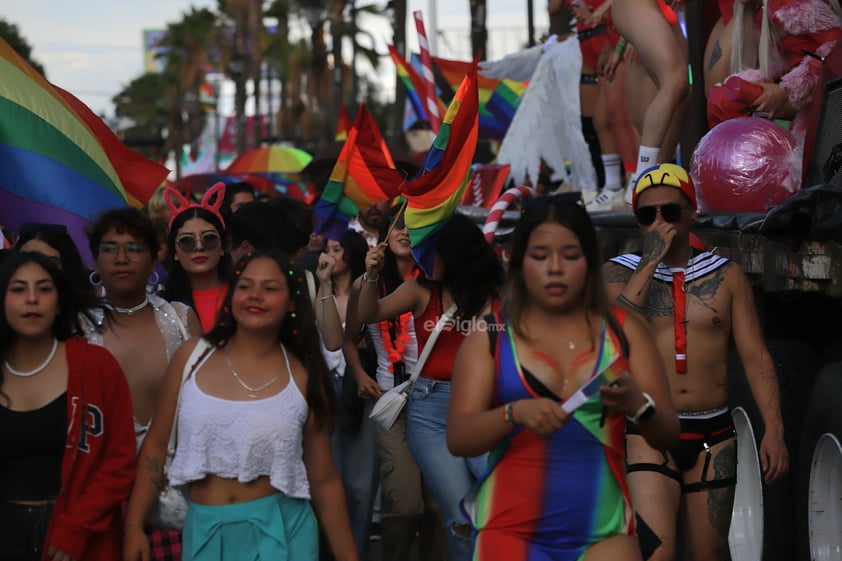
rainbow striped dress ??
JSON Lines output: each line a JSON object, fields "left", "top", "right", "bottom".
{"left": 465, "top": 318, "right": 635, "bottom": 561}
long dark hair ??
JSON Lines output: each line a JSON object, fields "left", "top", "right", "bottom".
{"left": 377, "top": 206, "right": 416, "bottom": 295}
{"left": 204, "top": 249, "right": 335, "bottom": 429}
{"left": 14, "top": 224, "right": 91, "bottom": 297}
{"left": 162, "top": 208, "right": 231, "bottom": 307}
{"left": 338, "top": 230, "right": 368, "bottom": 283}
{"left": 0, "top": 252, "right": 90, "bottom": 406}
{"left": 417, "top": 213, "right": 503, "bottom": 321}
{"left": 502, "top": 198, "right": 628, "bottom": 351}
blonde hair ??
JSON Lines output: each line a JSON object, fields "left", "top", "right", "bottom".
{"left": 729, "top": 0, "right": 782, "bottom": 80}
{"left": 145, "top": 186, "right": 170, "bottom": 222}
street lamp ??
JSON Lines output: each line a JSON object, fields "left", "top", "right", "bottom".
{"left": 229, "top": 51, "right": 246, "bottom": 156}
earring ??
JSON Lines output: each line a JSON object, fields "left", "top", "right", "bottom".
{"left": 148, "top": 271, "right": 160, "bottom": 286}
{"left": 89, "top": 271, "right": 102, "bottom": 287}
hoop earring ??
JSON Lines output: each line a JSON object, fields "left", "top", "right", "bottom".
{"left": 148, "top": 271, "right": 160, "bottom": 286}
{"left": 89, "top": 271, "right": 102, "bottom": 287}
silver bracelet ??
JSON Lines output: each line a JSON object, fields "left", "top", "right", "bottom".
{"left": 363, "top": 272, "right": 380, "bottom": 283}
{"left": 320, "top": 294, "right": 336, "bottom": 303}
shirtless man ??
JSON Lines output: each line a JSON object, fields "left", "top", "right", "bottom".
{"left": 84, "top": 208, "right": 200, "bottom": 561}
{"left": 602, "top": 163, "right": 788, "bottom": 561}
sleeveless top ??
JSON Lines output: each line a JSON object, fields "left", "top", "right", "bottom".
{"left": 168, "top": 347, "right": 311, "bottom": 499}
{"left": 368, "top": 319, "right": 418, "bottom": 390}
{"left": 467, "top": 311, "right": 634, "bottom": 561}
{"left": 412, "top": 285, "right": 464, "bottom": 381}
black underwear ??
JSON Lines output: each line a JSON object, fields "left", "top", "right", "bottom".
{"left": 627, "top": 408, "right": 737, "bottom": 494}
{"left": 578, "top": 24, "right": 607, "bottom": 42}
{"left": 581, "top": 73, "right": 599, "bottom": 85}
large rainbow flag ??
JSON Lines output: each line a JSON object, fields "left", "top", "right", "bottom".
{"left": 402, "top": 60, "right": 479, "bottom": 276}
{"left": 313, "top": 104, "right": 405, "bottom": 241}
{"left": 0, "top": 38, "right": 168, "bottom": 264}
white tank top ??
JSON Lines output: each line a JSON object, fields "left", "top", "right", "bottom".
{"left": 367, "top": 318, "right": 418, "bottom": 390}
{"left": 168, "top": 349, "right": 311, "bottom": 499}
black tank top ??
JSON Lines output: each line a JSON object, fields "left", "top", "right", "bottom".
{"left": 0, "top": 393, "right": 67, "bottom": 501}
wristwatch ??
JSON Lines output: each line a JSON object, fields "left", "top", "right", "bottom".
{"left": 627, "top": 392, "right": 656, "bottom": 424}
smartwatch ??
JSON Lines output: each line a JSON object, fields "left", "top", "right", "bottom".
{"left": 627, "top": 392, "right": 656, "bottom": 424}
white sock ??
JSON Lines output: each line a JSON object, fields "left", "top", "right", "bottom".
{"left": 635, "top": 145, "right": 661, "bottom": 177}
{"left": 601, "top": 153, "right": 623, "bottom": 191}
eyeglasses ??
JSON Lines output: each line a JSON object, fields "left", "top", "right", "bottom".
{"left": 634, "top": 203, "right": 690, "bottom": 226}
{"left": 99, "top": 241, "right": 149, "bottom": 261}
{"left": 176, "top": 232, "right": 221, "bottom": 253}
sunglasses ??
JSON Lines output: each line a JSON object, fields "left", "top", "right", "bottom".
{"left": 176, "top": 232, "right": 221, "bottom": 253}
{"left": 389, "top": 216, "right": 406, "bottom": 230}
{"left": 634, "top": 203, "right": 690, "bottom": 226}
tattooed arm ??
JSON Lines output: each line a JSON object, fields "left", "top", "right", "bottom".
{"left": 604, "top": 225, "right": 674, "bottom": 313}
{"left": 729, "top": 265, "right": 789, "bottom": 483}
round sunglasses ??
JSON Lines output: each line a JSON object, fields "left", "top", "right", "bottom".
{"left": 634, "top": 203, "right": 690, "bottom": 226}
{"left": 176, "top": 232, "right": 221, "bottom": 253}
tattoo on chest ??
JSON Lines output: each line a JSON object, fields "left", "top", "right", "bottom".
{"left": 643, "top": 264, "right": 731, "bottom": 319}
{"left": 686, "top": 265, "right": 731, "bottom": 314}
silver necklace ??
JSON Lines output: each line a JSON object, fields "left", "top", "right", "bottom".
{"left": 4, "top": 338, "right": 58, "bottom": 377}
{"left": 224, "top": 344, "right": 291, "bottom": 399}
{"left": 104, "top": 296, "right": 150, "bottom": 316}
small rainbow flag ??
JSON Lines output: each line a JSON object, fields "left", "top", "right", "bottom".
{"left": 402, "top": 60, "right": 479, "bottom": 275}
{"left": 314, "top": 105, "right": 405, "bottom": 241}
{"left": 335, "top": 103, "right": 351, "bottom": 141}
{"left": 388, "top": 45, "right": 445, "bottom": 129}
{"left": 0, "top": 38, "right": 168, "bottom": 264}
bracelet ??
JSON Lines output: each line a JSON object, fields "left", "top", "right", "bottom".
{"left": 320, "top": 294, "right": 336, "bottom": 303}
{"left": 614, "top": 37, "right": 628, "bottom": 55}
{"left": 504, "top": 402, "right": 517, "bottom": 427}
{"left": 363, "top": 272, "right": 380, "bottom": 284}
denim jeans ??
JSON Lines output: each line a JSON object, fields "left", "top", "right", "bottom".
{"left": 330, "top": 376, "right": 380, "bottom": 560}
{"left": 405, "top": 377, "right": 487, "bottom": 561}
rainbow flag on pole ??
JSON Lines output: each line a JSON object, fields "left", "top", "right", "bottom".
{"left": 0, "top": 38, "right": 168, "bottom": 264}
{"left": 389, "top": 44, "right": 445, "bottom": 129}
{"left": 314, "top": 105, "right": 405, "bottom": 241}
{"left": 402, "top": 59, "right": 479, "bottom": 275}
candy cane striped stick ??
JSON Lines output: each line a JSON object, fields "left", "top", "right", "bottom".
{"left": 483, "top": 185, "right": 536, "bottom": 243}
{"left": 413, "top": 11, "right": 441, "bottom": 133}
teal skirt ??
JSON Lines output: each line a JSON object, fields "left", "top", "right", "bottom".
{"left": 182, "top": 493, "right": 318, "bottom": 561}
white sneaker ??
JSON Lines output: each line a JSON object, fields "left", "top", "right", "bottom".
{"left": 586, "top": 188, "right": 626, "bottom": 212}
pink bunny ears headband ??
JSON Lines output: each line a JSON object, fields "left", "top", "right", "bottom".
{"left": 164, "top": 182, "right": 226, "bottom": 231}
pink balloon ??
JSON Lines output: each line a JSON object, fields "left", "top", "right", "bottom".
{"left": 691, "top": 118, "right": 800, "bottom": 213}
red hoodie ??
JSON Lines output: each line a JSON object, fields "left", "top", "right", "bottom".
{"left": 42, "top": 337, "right": 136, "bottom": 560}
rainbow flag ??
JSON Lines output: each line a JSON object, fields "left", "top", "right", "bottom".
{"left": 335, "top": 103, "right": 351, "bottom": 141}
{"left": 402, "top": 60, "right": 479, "bottom": 275}
{"left": 389, "top": 45, "right": 445, "bottom": 128}
{"left": 486, "top": 79, "right": 526, "bottom": 130}
{"left": 314, "top": 104, "right": 405, "bottom": 241}
{"left": 431, "top": 55, "right": 516, "bottom": 140}
{"left": 0, "top": 38, "right": 168, "bottom": 264}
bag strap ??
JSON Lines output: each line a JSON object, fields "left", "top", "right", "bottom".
{"left": 166, "top": 338, "right": 213, "bottom": 455}
{"left": 408, "top": 303, "right": 457, "bottom": 384}
{"left": 305, "top": 269, "right": 317, "bottom": 307}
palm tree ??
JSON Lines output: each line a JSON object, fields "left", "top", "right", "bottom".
{"left": 157, "top": 7, "right": 220, "bottom": 177}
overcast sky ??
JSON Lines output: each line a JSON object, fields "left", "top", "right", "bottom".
{"left": 5, "top": 0, "right": 548, "bottom": 116}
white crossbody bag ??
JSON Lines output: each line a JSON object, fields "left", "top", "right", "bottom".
{"left": 368, "top": 304, "right": 457, "bottom": 431}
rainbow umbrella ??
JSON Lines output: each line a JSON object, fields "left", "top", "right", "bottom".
{"left": 226, "top": 145, "right": 313, "bottom": 174}
{"left": 0, "top": 38, "right": 169, "bottom": 266}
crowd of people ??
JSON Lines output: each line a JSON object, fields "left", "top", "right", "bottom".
{"left": 6, "top": 0, "right": 839, "bottom": 556}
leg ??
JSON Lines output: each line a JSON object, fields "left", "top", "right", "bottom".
{"left": 405, "top": 379, "right": 485, "bottom": 561}
{"left": 703, "top": 18, "right": 730, "bottom": 94}
{"left": 611, "top": 0, "right": 690, "bottom": 151}
{"left": 376, "top": 412, "right": 426, "bottom": 561}
{"left": 626, "top": 433, "right": 682, "bottom": 561}
{"left": 680, "top": 437, "right": 737, "bottom": 561}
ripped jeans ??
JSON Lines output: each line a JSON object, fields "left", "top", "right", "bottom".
{"left": 405, "top": 377, "right": 487, "bottom": 561}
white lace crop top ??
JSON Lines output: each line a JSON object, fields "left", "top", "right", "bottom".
{"left": 167, "top": 347, "right": 311, "bottom": 499}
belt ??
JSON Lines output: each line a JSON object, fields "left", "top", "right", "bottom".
{"left": 578, "top": 24, "right": 607, "bottom": 42}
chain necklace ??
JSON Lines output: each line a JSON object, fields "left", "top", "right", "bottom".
{"left": 104, "top": 296, "right": 150, "bottom": 316}
{"left": 4, "top": 338, "right": 58, "bottom": 377}
{"left": 224, "top": 344, "right": 291, "bottom": 399}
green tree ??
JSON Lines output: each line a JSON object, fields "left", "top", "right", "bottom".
{"left": 112, "top": 73, "right": 169, "bottom": 161}
{"left": 0, "top": 19, "right": 46, "bottom": 76}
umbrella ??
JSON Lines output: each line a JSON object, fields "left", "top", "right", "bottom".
{"left": 226, "top": 145, "right": 313, "bottom": 174}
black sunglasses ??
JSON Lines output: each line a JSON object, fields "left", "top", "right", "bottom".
{"left": 176, "top": 232, "right": 221, "bottom": 253}
{"left": 389, "top": 215, "right": 406, "bottom": 230}
{"left": 634, "top": 203, "right": 689, "bottom": 226}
